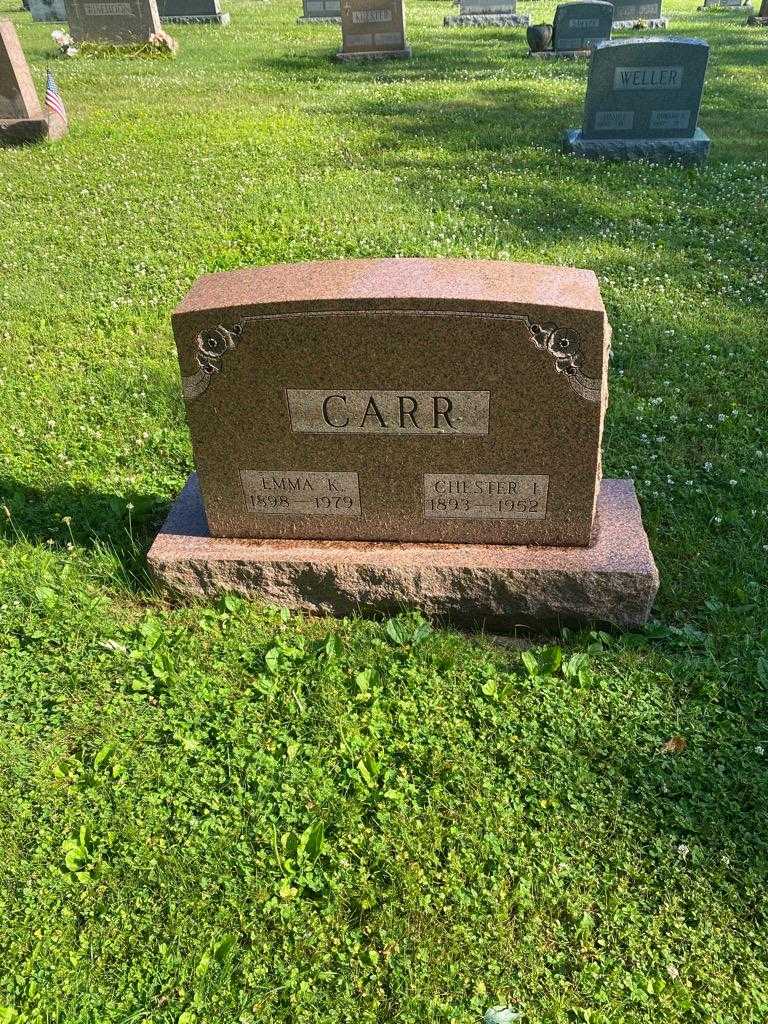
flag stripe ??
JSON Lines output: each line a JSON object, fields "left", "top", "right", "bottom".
{"left": 45, "top": 70, "right": 67, "bottom": 122}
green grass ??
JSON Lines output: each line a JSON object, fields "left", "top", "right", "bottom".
{"left": 1, "top": 0, "right": 768, "bottom": 1020}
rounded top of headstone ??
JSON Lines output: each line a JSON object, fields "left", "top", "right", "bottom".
{"left": 554, "top": 1, "right": 614, "bottom": 10}
{"left": 592, "top": 35, "right": 709, "bottom": 50}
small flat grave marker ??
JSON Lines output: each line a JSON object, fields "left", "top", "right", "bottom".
{"left": 157, "top": 0, "right": 228, "bottom": 24}
{"left": 611, "top": 0, "right": 668, "bottom": 28}
{"left": 564, "top": 36, "right": 710, "bottom": 163}
{"left": 445, "top": 0, "right": 530, "bottom": 27}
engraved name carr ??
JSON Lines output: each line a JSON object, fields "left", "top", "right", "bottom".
{"left": 286, "top": 389, "right": 490, "bottom": 435}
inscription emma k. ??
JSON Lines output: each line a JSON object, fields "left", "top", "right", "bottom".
{"left": 286, "top": 389, "right": 490, "bottom": 435}
{"left": 240, "top": 470, "right": 361, "bottom": 516}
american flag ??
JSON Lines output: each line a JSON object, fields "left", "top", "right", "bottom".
{"left": 44, "top": 70, "right": 67, "bottom": 123}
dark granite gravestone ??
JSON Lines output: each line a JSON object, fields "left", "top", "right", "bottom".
{"left": 337, "top": 0, "right": 410, "bottom": 60}
{"left": 28, "top": 0, "right": 67, "bottom": 21}
{"left": 148, "top": 258, "right": 659, "bottom": 628}
{"left": 298, "top": 0, "right": 341, "bottom": 22}
{"left": 0, "top": 18, "right": 66, "bottom": 143}
{"left": 552, "top": 0, "right": 612, "bottom": 51}
{"left": 65, "top": 0, "right": 162, "bottom": 42}
{"left": 564, "top": 37, "right": 710, "bottom": 163}
{"left": 157, "top": 0, "right": 228, "bottom": 23}
{"left": 444, "top": 0, "right": 530, "bottom": 27}
{"left": 611, "top": 0, "right": 667, "bottom": 28}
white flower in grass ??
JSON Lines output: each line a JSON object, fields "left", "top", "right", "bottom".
{"left": 755, "top": 745, "right": 764, "bottom": 755}
{"left": 677, "top": 843, "right": 690, "bottom": 859}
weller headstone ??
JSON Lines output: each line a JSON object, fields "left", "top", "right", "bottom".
{"left": 298, "top": 0, "right": 341, "bottom": 22}
{"left": 157, "top": 0, "right": 228, "bottom": 23}
{"left": 444, "top": 0, "right": 530, "bottom": 27}
{"left": 337, "top": 0, "right": 411, "bottom": 60}
{"left": 0, "top": 19, "right": 65, "bottom": 143}
{"left": 564, "top": 37, "right": 710, "bottom": 164}
{"left": 65, "top": 0, "right": 162, "bottom": 43}
{"left": 148, "top": 258, "right": 659, "bottom": 629}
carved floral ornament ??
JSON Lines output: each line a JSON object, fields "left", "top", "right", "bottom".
{"left": 180, "top": 310, "right": 602, "bottom": 403}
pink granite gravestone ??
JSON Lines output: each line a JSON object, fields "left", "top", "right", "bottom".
{"left": 0, "top": 19, "right": 66, "bottom": 144}
{"left": 149, "top": 258, "right": 658, "bottom": 629}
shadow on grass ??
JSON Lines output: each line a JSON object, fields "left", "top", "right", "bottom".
{"left": 0, "top": 475, "right": 170, "bottom": 589}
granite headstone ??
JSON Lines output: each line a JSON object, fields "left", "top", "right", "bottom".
{"left": 157, "top": 0, "right": 228, "bottom": 23}
{"left": 611, "top": 0, "right": 667, "bottom": 27}
{"left": 445, "top": 0, "right": 529, "bottom": 27}
{"left": 28, "top": 0, "right": 67, "bottom": 21}
{"left": 149, "top": 258, "right": 659, "bottom": 628}
{"left": 337, "top": 0, "right": 410, "bottom": 60}
{"left": 552, "top": 1, "right": 613, "bottom": 51}
{"left": 65, "top": 0, "right": 162, "bottom": 43}
{"left": 0, "top": 19, "right": 65, "bottom": 143}
{"left": 564, "top": 37, "right": 710, "bottom": 163}
{"left": 298, "top": 0, "right": 341, "bottom": 22}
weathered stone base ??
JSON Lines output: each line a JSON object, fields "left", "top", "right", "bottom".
{"left": 745, "top": 14, "right": 768, "bottom": 23}
{"left": 336, "top": 46, "right": 412, "bottom": 60}
{"left": 528, "top": 46, "right": 592, "bottom": 58}
{"left": 612, "top": 16, "right": 668, "bottom": 27}
{"left": 297, "top": 14, "right": 341, "bottom": 21}
{"left": 160, "top": 11, "right": 230, "bottom": 22}
{"left": 0, "top": 115, "right": 66, "bottom": 145}
{"left": 698, "top": 1, "right": 751, "bottom": 9}
{"left": 444, "top": 12, "right": 530, "bottom": 26}
{"left": 148, "top": 476, "right": 659, "bottom": 630}
{"left": 563, "top": 127, "right": 710, "bottom": 165}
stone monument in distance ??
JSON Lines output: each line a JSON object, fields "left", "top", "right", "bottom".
{"left": 0, "top": 19, "right": 67, "bottom": 143}
{"left": 564, "top": 37, "right": 710, "bottom": 164}
{"left": 529, "top": 0, "right": 613, "bottom": 58}
{"left": 148, "top": 258, "right": 659, "bottom": 630}
{"left": 156, "top": 0, "right": 228, "bottom": 24}
{"left": 444, "top": 0, "right": 530, "bottom": 29}
{"left": 610, "top": 0, "right": 668, "bottom": 29}
{"left": 298, "top": 0, "right": 341, "bottom": 23}
{"left": 28, "top": 0, "right": 68, "bottom": 22}
{"left": 336, "top": 0, "right": 411, "bottom": 60}
{"left": 65, "top": 0, "right": 163, "bottom": 43}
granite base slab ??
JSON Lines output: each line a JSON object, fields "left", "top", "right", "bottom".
{"left": 612, "top": 15, "right": 668, "bottom": 26}
{"left": 444, "top": 12, "right": 530, "bottom": 25}
{"left": 528, "top": 47, "right": 592, "bottom": 58}
{"left": 297, "top": 14, "right": 341, "bottom": 20}
{"left": 160, "top": 12, "right": 229, "bottom": 22}
{"left": 745, "top": 14, "right": 768, "bottom": 22}
{"left": 0, "top": 116, "right": 66, "bottom": 144}
{"left": 563, "top": 127, "right": 710, "bottom": 165}
{"left": 148, "top": 476, "right": 659, "bottom": 631}
{"left": 336, "top": 46, "right": 412, "bottom": 60}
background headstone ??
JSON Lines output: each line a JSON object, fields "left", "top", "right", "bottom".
{"left": 611, "top": 0, "right": 667, "bottom": 27}
{"left": 445, "top": 0, "right": 529, "bottom": 27}
{"left": 298, "top": 0, "right": 341, "bottom": 22}
{"left": 337, "top": 0, "right": 410, "bottom": 60}
{"left": 564, "top": 37, "right": 710, "bottom": 162}
{"left": 552, "top": 1, "right": 613, "bottom": 51}
{"left": 0, "top": 18, "right": 41, "bottom": 122}
{"left": 65, "top": 0, "right": 162, "bottom": 43}
{"left": 157, "top": 0, "right": 228, "bottom": 22}
{"left": 28, "top": 0, "right": 68, "bottom": 21}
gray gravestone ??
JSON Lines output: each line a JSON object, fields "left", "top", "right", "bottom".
{"left": 552, "top": 0, "right": 613, "bottom": 51}
{"left": 337, "top": 0, "right": 411, "bottom": 60}
{"left": 298, "top": 0, "right": 341, "bottom": 22}
{"left": 445, "top": 0, "right": 529, "bottom": 27}
{"left": 157, "top": 0, "right": 228, "bottom": 22}
{"left": 564, "top": 37, "right": 710, "bottom": 163}
{"left": 611, "top": 0, "right": 667, "bottom": 27}
{"left": 65, "top": 0, "right": 162, "bottom": 42}
{"left": 28, "top": 0, "right": 67, "bottom": 21}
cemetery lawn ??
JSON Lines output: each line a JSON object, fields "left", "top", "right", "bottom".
{"left": 1, "top": 0, "right": 768, "bottom": 1020}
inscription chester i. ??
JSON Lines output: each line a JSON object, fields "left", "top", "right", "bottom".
{"left": 286, "top": 389, "right": 490, "bottom": 435}
{"left": 240, "top": 471, "right": 361, "bottom": 516}
{"left": 424, "top": 474, "right": 549, "bottom": 520}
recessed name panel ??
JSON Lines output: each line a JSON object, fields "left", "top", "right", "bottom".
{"left": 241, "top": 470, "right": 361, "bottom": 516}
{"left": 286, "top": 389, "right": 490, "bottom": 435}
{"left": 424, "top": 474, "right": 549, "bottom": 519}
